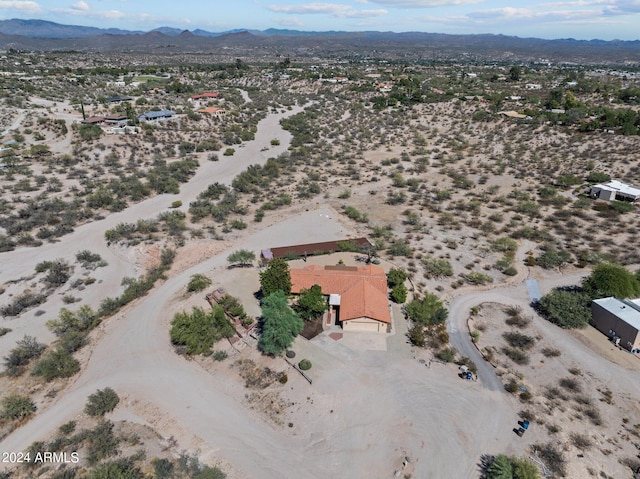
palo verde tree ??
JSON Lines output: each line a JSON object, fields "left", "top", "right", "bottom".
{"left": 259, "top": 258, "right": 292, "bottom": 296}
{"left": 227, "top": 249, "right": 256, "bottom": 268}
{"left": 405, "top": 293, "right": 448, "bottom": 325}
{"left": 258, "top": 291, "right": 303, "bottom": 355}
{"left": 294, "top": 284, "right": 327, "bottom": 320}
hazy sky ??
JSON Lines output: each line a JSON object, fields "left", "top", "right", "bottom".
{"left": 0, "top": 0, "right": 639, "bottom": 40}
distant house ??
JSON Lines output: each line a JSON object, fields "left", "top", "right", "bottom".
{"left": 81, "top": 116, "right": 105, "bottom": 124}
{"left": 105, "top": 96, "right": 133, "bottom": 103}
{"left": 260, "top": 237, "right": 374, "bottom": 264}
{"left": 138, "top": 110, "right": 175, "bottom": 122}
{"left": 591, "top": 297, "right": 640, "bottom": 352}
{"left": 590, "top": 180, "right": 640, "bottom": 202}
{"left": 290, "top": 264, "right": 391, "bottom": 333}
{"left": 189, "top": 92, "right": 219, "bottom": 108}
{"left": 103, "top": 115, "right": 128, "bottom": 126}
{"left": 198, "top": 106, "right": 227, "bottom": 117}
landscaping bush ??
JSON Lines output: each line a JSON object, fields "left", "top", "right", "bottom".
{"left": 298, "top": 359, "right": 312, "bottom": 370}
{"left": 85, "top": 387, "right": 120, "bottom": 417}
{"left": 390, "top": 283, "right": 408, "bottom": 303}
{"left": 405, "top": 294, "right": 447, "bottom": 325}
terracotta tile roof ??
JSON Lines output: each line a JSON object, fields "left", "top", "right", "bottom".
{"left": 290, "top": 265, "right": 390, "bottom": 324}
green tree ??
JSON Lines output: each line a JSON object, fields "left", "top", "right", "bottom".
{"left": 538, "top": 289, "right": 591, "bottom": 328}
{"left": 582, "top": 263, "right": 640, "bottom": 299}
{"left": 391, "top": 284, "right": 408, "bottom": 303}
{"left": 3, "top": 335, "right": 46, "bottom": 376}
{"left": 259, "top": 258, "right": 292, "bottom": 296}
{"left": 187, "top": 274, "right": 212, "bottom": 292}
{"left": 0, "top": 394, "right": 36, "bottom": 420}
{"left": 294, "top": 284, "right": 327, "bottom": 320}
{"left": 85, "top": 387, "right": 120, "bottom": 416}
{"left": 387, "top": 268, "right": 407, "bottom": 288}
{"left": 486, "top": 454, "right": 513, "bottom": 479}
{"left": 258, "top": 291, "right": 303, "bottom": 355}
{"left": 170, "top": 306, "right": 234, "bottom": 355}
{"left": 509, "top": 66, "right": 521, "bottom": 82}
{"left": 227, "top": 249, "right": 256, "bottom": 267}
{"left": 31, "top": 347, "right": 80, "bottom": 380}
{"left": 405, "top": 294, "right": 447, "bottom": 325}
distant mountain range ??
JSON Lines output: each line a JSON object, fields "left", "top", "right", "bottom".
{"left": 0, "top": 18, "right": 639, "bottom": 64}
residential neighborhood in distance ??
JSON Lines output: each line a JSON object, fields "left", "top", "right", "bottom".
{"left": 1, "top": 12, "right": 640, "bottom": 479}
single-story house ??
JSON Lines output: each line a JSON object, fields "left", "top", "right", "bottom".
{"left": 105, "top": 96, "right": 133, "bottom": 103}
{"left": 290, "top": 264, "right": 391, "bottom": 333}
{"left": 138, "top": 110, "right": 175, "bottom": 122}
{"left": 198, "top": 106, "right": 227, "bottom": 117}
{"left": 260, "top": 237, "right": 374, "bottom": 264}
{"left": 590, "top": 180, "right": 640, "bottom": 202}
{"left": 591, "top": 297, "right": 640, "bottom": 352}
{"left": 189, "top": 92, "right": 219, "bottom": 108}
{"left": 81, "top": 116, "right": 105, "bottom": 124}
{"left": 103, "top": 115, "right": 129, "bottom": 126}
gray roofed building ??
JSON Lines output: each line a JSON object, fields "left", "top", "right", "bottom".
{"left": 591, "top": 297, "right": 640, "bottom": 352}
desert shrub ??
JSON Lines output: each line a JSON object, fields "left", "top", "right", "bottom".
{"left": 541, "top": 347, "right": 561, "bottom": 357}
{"left": 298, "top": 359, "right": 312, "bottom": 370}
{"left": 437, "top": 348, "right": 456, "bottom": 362}
{"left": 569, "top": 433, "right": 592, "bottom": 450}
{"left": 38, "top": 260, "right": 72, "bottom": 287}
{"left": 0, "top": 292, "right": 47, "bottom": 317}
{"left": 3, "top": 335, "right": 46, "bottom": 376}
{"left": 59, "top": 420, "right": 77, "bottom": 435}
{"left": 582, "top": 406, "right": 604, "bottom": 426}
{"left": 502, "top": 347, "right": 529, "bottom": 365}
{"left": 0, "top": 394, "right": 36, "bottom": 420}
{"left": 518, "top": 390, "right": 532, "bottom": 402}
{"left": 213, "top": 351, "right": 228, "bottom": 361}
{"left": 89, "top": 458, "right": 142, "bottom": 479}
{"left": 505, "top": 315, "right": 530, "bottom": 328}
{"left": 85, "top": 388, "right": 120, "bottom": 417}
{"left": 505, "top": 379, "right": 519, "bottom": 393}
{"left": 533, "top": 442, "right": 566, "bottom": 477}
{"left": 31, "top": 348, "right": 80, "bottom": 380}
{"left": 503, "top": 331, "right": 536, "bottom": 350}
{"left": 86, "top": 420, "right": 119, "bottom": 465}
{"left": 187, "top": 274, "right": 212, "bottom": 292}
{"left": 491, "top": 237, "right": 518, "bottom": 253}
{"left": 223, "top": 148, "right": 235, "bottom": 156}
{"left": 387, "top": 268, "right": 408, "bottom": 288}
{"left": 387, "top": 240, "right": 412, "bottom": 257}
{"left": 536, "top": 244, "right": 572, "bottom": 269}
{"left": 75, "top": 250, "right": 104, "bottom": 266}
{"left": 0, "top": 327, "right": 10, "bottom": 337}
{"left": 464, "top": 271, "right": 493, "bottom": 285}
{"left": 559, "top": 377, "right": 581, "bottom": 392}
{"left": 408, "top": 324, "right": 426, "bottom": 347}
{"left": 422, "top": 256, "right": 453, "bottom": 278}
